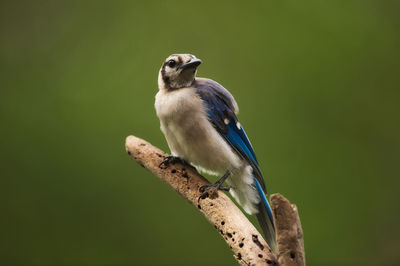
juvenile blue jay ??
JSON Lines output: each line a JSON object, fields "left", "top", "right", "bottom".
{"left": 155, "top": 54, "right": 276, "bottom": 250}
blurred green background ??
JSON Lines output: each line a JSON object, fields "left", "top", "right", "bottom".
{"left": 1, "top": 0, "right": 399, "bottom": 265}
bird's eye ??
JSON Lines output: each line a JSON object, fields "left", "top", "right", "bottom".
{"left": 167, "top": 60, "right": 176, "bottom": 68}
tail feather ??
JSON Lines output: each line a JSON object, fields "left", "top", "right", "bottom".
{"left": 254, "top": 178, "right": 276, "bottom": 252}
{"left": 227, "top": 167, "right": 276, "bottom": 251}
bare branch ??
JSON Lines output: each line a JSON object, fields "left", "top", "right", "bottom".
{"left": 125, "top": 135, "right": 305, "bottom": 265}
{"left": 271, "top": 194, "right": 305, "bottom": 266}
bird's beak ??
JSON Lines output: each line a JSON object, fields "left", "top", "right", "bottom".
{"left": 180, "top": 58, "right": 202, "bottom": 70}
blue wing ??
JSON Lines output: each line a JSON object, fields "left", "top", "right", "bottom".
{"left": 194, "top": 78, "right": 276, "bottom": 250}
{"left": 194, "top": 78, "right": 266, "bottom": 191}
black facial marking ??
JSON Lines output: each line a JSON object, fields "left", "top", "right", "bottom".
{"left": 161, "top": 63, "right": 167, "bottom": 79}
{"left": 161, "top": 63, "right": 171, "bottom": 89}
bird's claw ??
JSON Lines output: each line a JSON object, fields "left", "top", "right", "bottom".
{"left": 159, "top": 155, "right": 184, "bottom": 168}
{"left": 198, "top": 183, "right": 231, "bottom": 202}
{"left": 159, "top": 156, "right": 197, "bottom": 173}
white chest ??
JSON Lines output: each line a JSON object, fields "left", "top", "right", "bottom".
{"left": 154, "top": 88, "right": 242, "bottom": 174}
{"left": 155, "top": 88, "right": 203, "bottom": 123}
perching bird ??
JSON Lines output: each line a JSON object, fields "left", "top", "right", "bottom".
{"left": 155, "top": 54, "right": 276, "bottom": 250}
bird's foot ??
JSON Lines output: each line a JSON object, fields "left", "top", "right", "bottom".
{"left": 198, "top": 183, "right": 231, "bottom": 201}
{"left": 159, "top": 155, "right": 186, "bottom": 169}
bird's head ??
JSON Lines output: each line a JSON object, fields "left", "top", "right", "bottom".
{"left": 158, "top": 54, "right": 202, "bottom": 91}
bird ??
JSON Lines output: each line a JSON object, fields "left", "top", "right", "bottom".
{"left": 154, "top": 53, "right": 276, "bottom": 251}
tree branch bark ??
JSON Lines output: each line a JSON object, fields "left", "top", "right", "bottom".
{"left": 125, "top": 135, "right": 305, "bottom": 265}
{"left": 271, "top": 194, "right": 306, "bottom": 266}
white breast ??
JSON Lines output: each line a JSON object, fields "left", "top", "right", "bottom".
{"left": 155, "top": 88, "right": 242, "bottom": 175}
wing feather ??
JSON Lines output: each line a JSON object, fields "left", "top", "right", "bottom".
{"left": 194, "top": 78, "right": 266, "bottom": 191}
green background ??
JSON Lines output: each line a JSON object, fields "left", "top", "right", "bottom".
{"left": 1, "top": 0, "right": 399, "bottom": 265}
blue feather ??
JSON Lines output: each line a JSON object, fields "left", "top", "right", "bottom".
{"left": 225, "top": 120, "right": 258, "bottom": 166}
{"left": 255, "top": 178, "right": 274, "bottom": 224}
{"left": 207, "top": 108, "right": 257, "bottom": 164}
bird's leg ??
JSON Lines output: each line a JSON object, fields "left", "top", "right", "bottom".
{"left": 199, "top": 170, "right": 231, "bottom": 201}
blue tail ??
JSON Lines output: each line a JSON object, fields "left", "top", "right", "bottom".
{"left": 254, "top": 178, "right": 276, "bottom": 252}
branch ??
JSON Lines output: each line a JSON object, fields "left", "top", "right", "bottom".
{"left": 271, "top": 194, "right": 306, "bottom": 266}
{"left": 125, "top": 135, "right": 305, "bottom": 265}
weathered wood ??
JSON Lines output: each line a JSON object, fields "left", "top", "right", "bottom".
{"left": 125, "top": 135, "right": 305, "bottom": 265}
{"left": 271, "top": 194, "right": 305, "bottom": 266}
